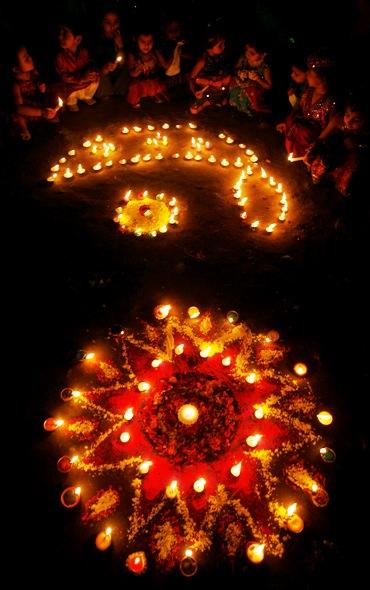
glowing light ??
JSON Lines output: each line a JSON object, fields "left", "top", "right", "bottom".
{"left": 175, "top": 343, "right": 185, "bottom": 355}
{"left": 294, "top": 363, "right": 307, "bottom": 376}
{"left": 222, "top": 356, "right": 231, "bottom": 366}
{"left": 279, "top": 212, "right": 286, "bottom": 222}
{"left": 95, "top": 527, "right": 112, "bottom": 550}
{"left": 166, "top": 480, "right": 179, "bottom": 498}
{"left": 317, "top": 411, "right": 333, "bottom": 425}
{"left": 266, "top": 223, "right": 277, "bottom": 233}
{"left": 200, "top": 346, "right": 211, "bottom": 358}
{"left": 240, "top": 211, "right": 248, "bottom": 220}
{"left": 194, "top": 154, "right": 202, "bottom": 161}
{"left": 59, "top": 157, "right": 67, "bottom": 164}
{"left": 250, "top": 155, "right": 258, "bottom": 163}
{"left": 226, "top": 310, "right": 239, "bottom": 324}
{"left": 43, "top": 418, "right": 64, "bottom": 431}
{"left": 162, "top": 123, "right": 170, "bottom": 129}
{"left": 130, "top": 154, "right": 141, "bottom": 164}
{"left": 151, "top": 358, "right": 162, "bottom": 368}
{"left": 188, "top": 122, "right": 197, "bottom": 129}
{"left": 246, "top": 149, "right": 254, "bottom": 156}
{"left": 77, "top": 163, "right": 85, "bottom": 174}
{"left": 68, "top": 149, "right": 76, "bottom": 156}
{"left": 133, "top": 126, "right": 142, "bottom": 133}
{"left": 230, "top": 461, "right": 242, "bottom": 477}
{"left": 246, "top": 543, "right": 265, "bottom": 563}
{"left": 185, "top": 151, "right": 194, "bottom": 160}
{"left": 124, "top": 407, "right": 134, "bottom": 421}
{"left": 250, "top": 220, "right": 260, "bottom": 229}
{"left": 120, "top": 431, "right": 131, "bottom": 443}
{"left": 95, "top": 135, "right": 103, "bottom": 142}
{"left": 138, "top": 382, "right": 150, "bottom": 392}
{"left": 50, "top": 164, "right": 59, "bottom": 172}
{"left": 172, "top": 152, "right": 180, "bottom": 158}
{"left": 246, "top": 372, "right": 257, "bottom": 384}
{"left": 147, "top": 124, "right": 155, "bottom": 131}
{"left": 63, "top": 168, "right": 73, "bottom": 179}
{"left": 254, "top": 405, "right": 264, "bottom": 419}
{"left": 226, "top": 136, "right": 234, "bottom": 144}
{"left": 208, "top": 155, "right": 216, "bottom": 163}
{"left": 121, "top": 127, "right": 129, "bottom": 134}
{"left": 218, "top": 133, "right": 226, "bottom": 139}
{"left": 188, "top": 306, "right": 200, "bottom": 319}
{"left": 234, "top": 157, "right": 243, "bottom": 168}
{"left": 72, "top": 389, "right": 81, "bottom": 398}
{"left": 47, "top": 174, "right": 57, "bottom": 183}
{"left": 83, "top": 140, "right": 91, "bottom": 148}
{"left": 138, "top": 461, "right": 153, "bottom": 474}
{"left": 154, "top": 304, "right": 171, "bottom": 319}
{"left": 260, "top": 167, "right": 267, "bottom": 179}
{"left": 220, "top": 158, "right": 230, "bottom": 167}
{"left": 178, "top": 404, "right": 199, "bottom": 425}
{"left": 193, "top": 477, "right": 206, "bottom": 493}
{"left": 84, "top": 352, "right": 95, "bottom": 360}
{"left": 93, "top": 162, "right": 102, "bottom": 171}
{"left": 246, "top": 434, "right": 262, "bottom": 447}
{"left": 239, "top": 143, "right": 246, "bottom": 149}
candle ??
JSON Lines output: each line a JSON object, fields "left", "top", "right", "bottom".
{"left": 294, "top": 363, "right": 307, "bottom": 376}
{"left": 172, "top": 152, "right": 180, "bottom": 158}
{"left": 230, "top": 461, "right": 242, "bottom": 477}
{"left": 151, "top": 358, "right": 162, "bottom": 368}
{"left": 119, "top": 158, "right": 127, "bottom": 165}
{"left": 260, "top": 167, "right": 267, "bottom": 179}
{"left": 50, "top": 164, "right": 59, "bottom": 172}
{"left": 180, "top": 551, "right": 198, "bottom": 577}
{"left": 265, "top": 223, "right": 277, "bottom": 233}
{"left": 59, "top": 157, "right": 67, "bottom": 164}
{"left": 310, "top": 484, "right": 329, "bottom": 507}
{"left": 250, "top": 220, "right": 260, "bottom": 229}
{"left": 240, "top": 211, "right": 248, "bottom": 220}
{"left": 120, "top": 431, "right": 131, "bottom": 443}
{"left": 200, "top": 346, "right": 211, "bottom": 358}
{"left": 250, "top": 154, "right": 258, "bottom": 163}
{"left": 178, "top": 404, "right": 199, "bottom": 425}
{"left": 269, "top": 176, "right": 277, "bottom": 187}
{"left": 239, "top": 143, "right": 246, "bottom": 149}
{"left": 193, "top": 477, "right": 206, "bottom": 493}
{"left": 175, "top": 343, "right": 185, "bottom": 355}
{"left": 83, "top": 140, "right": 91, "bottom": 148}
{"left": 319, "top": 447, "right": 336, "bottom": 463}
{"left": 57, "top": 455, "right": 76, "bottom": 472}
{"left": 166, "top": 480, "right": 179, "bottom": 498}
{"left": 188, "top": 306, "right": 200, "bottom": 319}
{"left": 95, "top": 135, "right": 103, "bottom": 142}
{"left": 77, "top": 163, "right": 85, "bottom": 175}
{"left": 105, "top": 160, "right": 113, "bottom": 167}
{"left": 317, "top": 411, "right": 333, "bottom": 426}
{"left": 121, "top": 127, "right": 129, "bottom": 134}
{"left": 184, "top": 151, "right": 194, "bottom": 160}
{"left": 93, "top": 162, "right": 102, "bottom": 171}
{"left": 138, "top": 382, "right": 150, "bottom": 392}
{"left": 288, "top": 152, "right": 305, "bottom": 162}
{"left": 43, "top": 418, "right": 64, "bottom": 431}
{"left": 220, "top": 158, "right": 230, "bottom": 167}
{"left": 276, "top": 183, "right": 283, "bottom": 193}
{"left": 60, "top": 486, "right": 81, "bottom": 508}
{"left": 138, "top": 460, "right": 153, "bottom": 474}
{"left": 208, "top": 155, "right": 216, "bottom": 163}
{"left": 95, "top": 527, "right": 112, "bottom": 550}
{"left": 246, "top": 165, "right": 253, "bottom": 175}
{"left": 246, "top": 542, "right": 265, "bottom": 563}
{"left": 194, "top": 154, "right": 202, "bottom": 161}
{"left": 154, "top": 304, "right": 171, "bottom": 319}
{"left": 130, "top": 154, "right": 141, "bottom": 163}
{"left": 226, "top": 136, "right": 234, "bottom": 144}
{"left": 47, "top": 174, "right": 57, "bottom": 183}
{"left": 68, "top": 149, "right": 76, "bottom": 156}
{"left": 246, "top": 372, "right": 257, "bottom": 384}
{"left": 147, "top": 124, "right": 155, "bottom": 131}
{"left": 279, "top": 212, "right": 286, "bottom": 222}
{"left": 124, "top": 407, "right": 134, "bottom": 421}
{"left": 162, "top": 123, "right": 170, "bottom": 129}
{"left": 126, "top": 551, "right": 147, "bottom": 575}
{"left": 189, "top": 122, "right": 197, "bottom": 129}
{"left": 226, "top": 310, "right": 239, "bottom": 323}
{"left": 254, "top": 405, "right": 264, "bottom": 419}
{"left": 56, "top": 96, "right": 63, "bottom": 110}
{"left": 222, "top": 356, "right": 231, "bottom": 366}
{"left": 246, "top": 434, "right": 262, "bottom": 447}
{"left": 159, "top": 225, "right": 168, "bottom": 233}
{"left": 234, "top": 157, "right": 243, "bottom": 168}
{"left": 218, "top": 133, "right": 226, "bottom": 139}
{"left": 246, "top": 149, "right": 254, "bottom": 156}
{"left": 133, "top": 126, "right": 142, "bottom": 133}
{"left": 287, "top": 513, "right": 304, "bottom": 533}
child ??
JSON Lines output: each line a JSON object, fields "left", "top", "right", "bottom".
{"left": 11, "top": 46, "right": 58, "bottom": 140}
{"left": 55, "top": 23, "right": 99, "bottom": 111}
{"left": 189, "top": 34, "right": 231, "bottom": 115}
{"left": 229, "top": 39, "right": 272, "bottom": 116}
{"left": 127, "top": 30, "right": 168, "bottom": 109}
{"left": 287, "top": 57, "right": 307, "bottom": 108}
{"left": 276, "top": 53, "right": 337, "bottom": 157}
{"left": 158, "top": 17, "right": 193, "bottom": 97}
{"left": 307, "top": 94, "right": 369, "bottom": 196}
{"left": 93, "top": 9, "right": 129, "bottom": 99}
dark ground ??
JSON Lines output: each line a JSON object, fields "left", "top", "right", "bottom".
{"left": 6, "top": 98, "right": 369, "bottom": 588}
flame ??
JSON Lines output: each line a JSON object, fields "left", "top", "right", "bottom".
{"left": 287, "top": 502, "right": 297, "bottom": 517}
{"left": 230, "top": 461, "right": 242, "bottom": 477}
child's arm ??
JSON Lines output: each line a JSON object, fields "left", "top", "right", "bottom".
{"left": 128, "top": 53, "right": 144, "bottom": 78}
{"left": 189, "top": 56, "right": 207, "bottom": 94}
{"left": 248, "top": 65, "right": 272, "bottom": 90}
{"left": 12, "top": 82, "right": 55, "bottom": 118}
{"left": 155, "top": 49, "right": 170, "bottom": 70}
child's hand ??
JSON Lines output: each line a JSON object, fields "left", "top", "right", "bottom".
{"left": 102, "top": 62, "right": 116, "bottom": 74}
{"left": 38, "top": 82, "right": 46, "bottom": 93}
{"left": 248, "top": 71, "right": 259, "bottom": 81}
{"left": 43, "top": 107, "right": 57, "bottom": 119}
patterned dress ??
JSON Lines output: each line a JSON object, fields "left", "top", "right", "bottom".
{"left": 127, "top": 50, "right": 166, "bottom": 105}
{"left": 229, "top": 57, "right": 271, "bottom": 115}
{"left": 284, "top": 87, "right": 336, "bottom": 157}
{"left": 191, "top": 53, "right": 230, "bottom": 109}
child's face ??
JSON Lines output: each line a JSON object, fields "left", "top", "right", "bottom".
{"left": 59, "top": 27, "right": 81, "bottom": 51}
{"left": 291, "top": 66, "right": 306, "bottom": 84}
{"left": 344, "top": 107, "right": 364, "bottom": 131}
{"left": 17, "top": 47, "right": 34, "bottom": 72}
{"left": 138, "top": 34, "right": 153, "bottom": 54}
{"left": 102, "top": 12, "right": 120, "bottom": 38}
{"left": 210, "top": 39, "right": 225, "bottom": 55}
{"left": 246, "top": 45, "right": 266, "bottom": 66}
{"left": 165, "top": 21, "right": 181, "bottom": 41}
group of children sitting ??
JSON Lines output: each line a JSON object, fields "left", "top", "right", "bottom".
{"left": 7, "top": 8, "right": 369, "bottom": 198}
